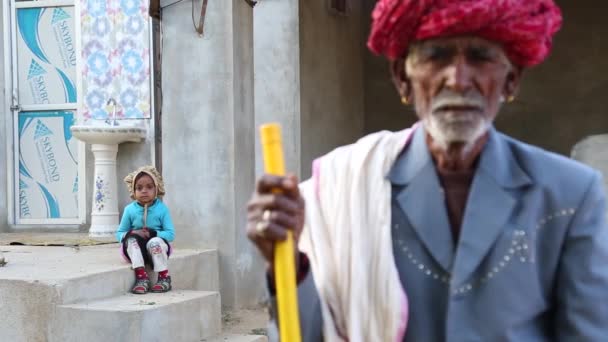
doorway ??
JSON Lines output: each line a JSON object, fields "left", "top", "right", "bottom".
{"left": 5, "top": 0, "right": 84, "bottom": 225}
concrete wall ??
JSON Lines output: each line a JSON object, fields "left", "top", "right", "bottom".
{"left": 299, "top": 0, "right": 366, "bottom": 179}
{"left": 252, "top": 0, "right": 301, "bottom": 307}
{"left": 0, "top": 0, "right": 7, "bottom": 232}
{"left": 161, "top": 0, "right": 261, "bottom": 308}
{"left": 231, "top": 0, "right": 263, "bottom": 309}
{"left": 361, "top": 0, "right": 608, "bottom": 157}
{"left": 254, "top": 0, "right": 301, "bottom": 177}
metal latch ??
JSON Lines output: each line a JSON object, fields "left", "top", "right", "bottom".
{"left": 11, "top": 90, "right": 20, "bottom": 112}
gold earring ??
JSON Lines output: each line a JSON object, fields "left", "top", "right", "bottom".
{"left": 401, "top": 96, "right": 409, "bottom": 105}
{"left": 507, "top": 95, "right": 515, "bottom": 103}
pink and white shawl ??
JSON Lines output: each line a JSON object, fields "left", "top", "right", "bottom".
{"left": 298, "top": 126, "right": 416, "bottom": 341}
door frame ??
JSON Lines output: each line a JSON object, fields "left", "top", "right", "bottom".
{"left": 4, "top": 0, "right": 86, "bottom": 226}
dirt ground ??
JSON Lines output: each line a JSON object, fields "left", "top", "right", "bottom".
{"left": 222, "top": 307, "right": 269, "bottom": 336}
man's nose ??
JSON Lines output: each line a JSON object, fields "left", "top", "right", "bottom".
{"left": 443, "top": 57, "right": 474, "bottom": 93}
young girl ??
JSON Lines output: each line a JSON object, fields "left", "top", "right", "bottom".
{"left": 116, "top": 165, "right": 175, "bottom": 294}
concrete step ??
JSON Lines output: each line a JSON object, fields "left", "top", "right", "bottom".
{"left": 52, "top": 290, "right": 221, "bottom": 342}
{"left": 58, "top": 246, "right": 220, "bottom": 304}
{"left": 0, "top": 244, "right": 220, "bottom": 342}
{"left": 203, "top": 334, "right": 268, "bottom": 342}
{"left": 0, "top": 244, "right": 219, "bottom": 304}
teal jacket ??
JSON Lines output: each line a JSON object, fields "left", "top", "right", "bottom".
{"left": 116, "top": 198, "right": 175, "bottom": 243}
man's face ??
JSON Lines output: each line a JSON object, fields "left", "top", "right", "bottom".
{"left": 135, "top": 174, "right": 156, "bottom": 205}
{"left": 404, "top": 36, "right": 519, "bottom": 148}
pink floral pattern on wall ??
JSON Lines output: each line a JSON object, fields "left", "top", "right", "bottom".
{"left": 81, "top": 0, "right": 151, "bottom": 121}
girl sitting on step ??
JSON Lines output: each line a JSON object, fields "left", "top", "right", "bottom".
{"left": 116, "top": 165, "right": 175, "bottom": 294}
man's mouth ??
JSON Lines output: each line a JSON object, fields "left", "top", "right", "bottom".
{"left": 435, "top": 105, "right": 482, "bottom": 113}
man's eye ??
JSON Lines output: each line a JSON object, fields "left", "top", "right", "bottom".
{"left": 425, "top": 46, "right": 452, "bottom": 62}
{"left": 468, "top": 47, "right": 493, "bottom": 62}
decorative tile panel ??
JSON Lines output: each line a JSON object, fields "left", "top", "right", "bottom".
{"left": 81, "top": 0, "right": 151, "bottom": 121}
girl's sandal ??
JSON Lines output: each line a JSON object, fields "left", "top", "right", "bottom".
{"left": 151, "top": 276, "right": 172, "bottom": 293}
{"left": 132, "top": 278, "right": 151, "bottom": 294}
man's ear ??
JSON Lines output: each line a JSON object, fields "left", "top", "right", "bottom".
{"left": 390, "top": 58, "right": 411, "bottom": 101}
{"left": 504, "top": 65, "right": 523, "bottom": 99}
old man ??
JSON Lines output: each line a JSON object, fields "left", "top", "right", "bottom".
{"left": 246, "top": 0, "right": 608, "bottom": 340}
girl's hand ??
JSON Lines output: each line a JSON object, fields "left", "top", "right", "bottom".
{"left": 131, "top": 229, "right": 151, "bottom": 239}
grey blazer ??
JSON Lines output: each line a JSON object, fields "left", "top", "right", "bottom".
{"left": 270, "top": 127, "right": 608, "bottom": 341}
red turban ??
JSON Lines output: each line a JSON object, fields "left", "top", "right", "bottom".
{"left": 367, "top": 0, "right": 562, "bottom": 67}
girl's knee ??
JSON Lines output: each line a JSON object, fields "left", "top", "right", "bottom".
{"left": 147, "top": 236, "right": 163, "bottom": 246}
{"left": 146, "top": 237, "right": 166, "bottom": 253}
{"left": 125, "top": 237, "right": 140, "bottom": 250}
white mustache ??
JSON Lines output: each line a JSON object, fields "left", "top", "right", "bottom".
{"left": 431, "top": 94, "right": 485, "bottom": 113}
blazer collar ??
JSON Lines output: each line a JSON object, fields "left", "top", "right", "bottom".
{"left": 388, "top": 126, "right": 532, "bottom": 188}
{"left": 388, "top": 126, "right": 533, "bottom": 280}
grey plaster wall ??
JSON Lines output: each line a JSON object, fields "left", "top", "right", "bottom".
{"left": 0, "top": 0, "right": 7, "bottom": 232}
{"left": 361, "top": 0, "right": 608, "bottom": 157}
{"left": 299, "top": 0, "right": 366, "bottom": 180}
{"left": 253, "top": 0, "right": 301, "bottom": 177}
{"left": 252, "top": 0, "right": 302, "bottom": 306}
{"left": 161, "top": 0, "right": 260, "bottom": 308}
{"left": 232, "top": 0, "right": 264, "bottom": 308}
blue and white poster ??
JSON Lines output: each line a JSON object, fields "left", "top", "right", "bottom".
{"left": 18, "top": 112, "right": 78, "bottom": 220}
{"left": 17, "top": 7, "right": 77, "bottom": 105}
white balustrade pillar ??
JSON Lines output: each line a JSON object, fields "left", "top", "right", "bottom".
{"left": 89, "top": 143, "right": 120, "bottom": 238}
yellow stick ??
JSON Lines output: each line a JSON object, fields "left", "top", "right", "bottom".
{"left": 260, "top": 123, "right": 302, "bottom": 342}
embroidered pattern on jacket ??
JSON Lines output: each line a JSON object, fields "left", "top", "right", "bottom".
{"left": 395, "top": 209, "right": 576, "bottom": 294}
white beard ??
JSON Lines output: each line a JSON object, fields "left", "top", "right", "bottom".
{"left": 423, "top": 111, "right": 492, "bottom": 152}
{"left": 422, "top": 89, "right": 496, "bottom": 152}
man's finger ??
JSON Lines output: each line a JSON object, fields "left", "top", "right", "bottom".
{"left": 256, "top": 174, "right": 301, "bottom": 199}
{"left": 258, "top": 221, "right": 288, "bottom": 241}
{"left": 266, "top": 210, "right": 298, "bottom": 230}
{"left": 278, "top": 173, "right": 301, "bottom": 199}
{"left": 256, "top": 174, "right": 288, "bottom": 193}
{"left": 251, "top": 194, "right": 300, "bottom": 215}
